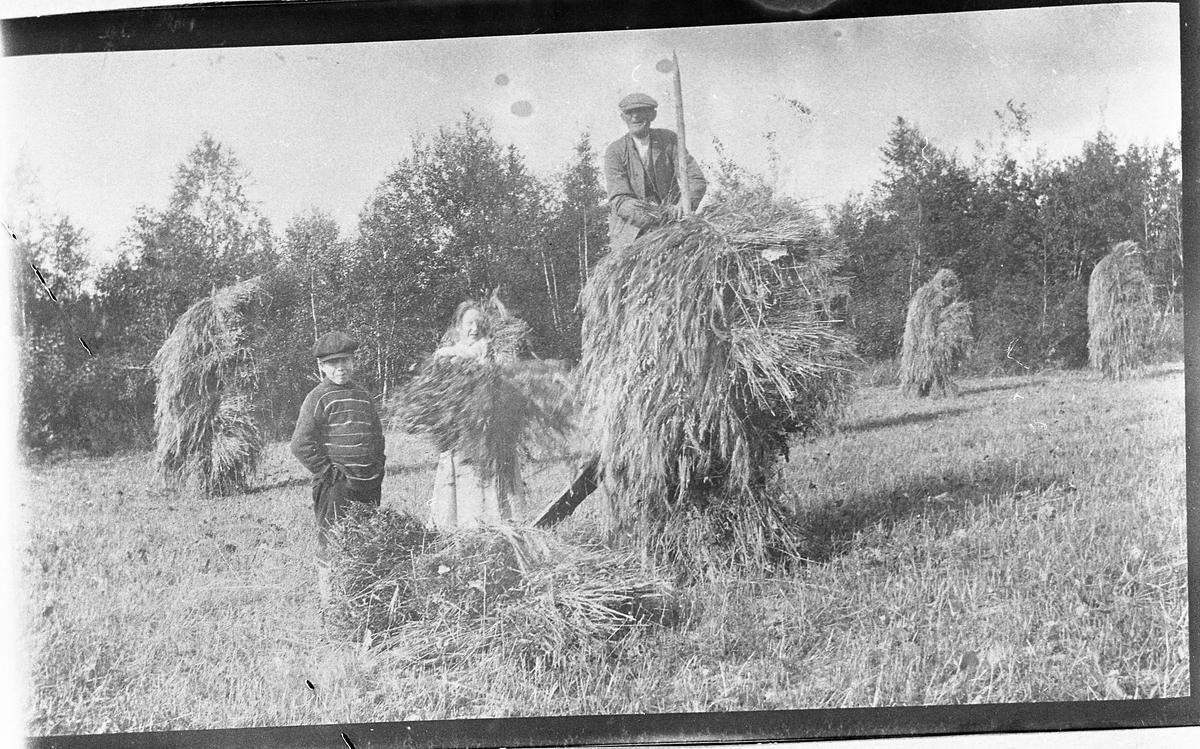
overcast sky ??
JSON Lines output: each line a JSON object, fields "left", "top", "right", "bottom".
{"left": 0, "top": 2, "right": 1182, "bottom": 258}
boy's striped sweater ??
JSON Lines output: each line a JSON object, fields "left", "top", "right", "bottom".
{"left": 290, "top": 378, "right": 385, "bottom": 485}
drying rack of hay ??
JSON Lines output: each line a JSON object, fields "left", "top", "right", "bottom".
{"left": 577, "top": 196, "right": 854, "bottom": 575}
{"left": 391, "top": 297, "right": 576, "bottom": 497}
{"left": 325, "top": 508, "right": 680, "bottom": 668}
{"left": 1088, "top": 241, "right": 1155, "bottom": 379}
{"left": 152, "top": 276, "right": 270, "bottom": 495}
{"left": 898, "top": 268, "right": 973, "bottom": 397}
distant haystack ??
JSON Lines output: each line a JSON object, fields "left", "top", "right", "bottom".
{"left": 1088, "top": 241, "right": 1155, "bottom": 379}
{"left": 578, "top": 196, "right": 854, "bottom": 576}
{"left": 152, "top": 277, "right": 268, "bottom": 495}
{"left": 899, "top": 268, "right": 972, "bottom": 397}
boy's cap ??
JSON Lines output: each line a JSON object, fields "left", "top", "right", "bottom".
{"left": 618, "top": 93, "right": 658, "bottom": 112}
{"left": 313, "top": 331, "right": 359, "bottom": 362}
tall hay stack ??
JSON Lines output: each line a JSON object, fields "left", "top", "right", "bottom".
{"left": 898, "top": 268, "right": 973, "bottom": 397}
{"left": 1087, "top": 241, "right": 1155, "bottom": 379}
{"left": 152, "top": 276, "right": 269, "bottom": 495}
{"left": 578, "top": 199, "right": 854, "bottom": 575}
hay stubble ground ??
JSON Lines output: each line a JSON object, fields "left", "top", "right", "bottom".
{"left": 20, "top": 364, "right": 1188, "bottom": 734}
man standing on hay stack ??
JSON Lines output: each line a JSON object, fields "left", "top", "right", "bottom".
{"left": 532, "top": 92, "right": 707, "bottom": 529}
{"left": 290, "top": 331, "right": 386, "bottom": 605}
{"left": 604, "top": 92, "right": 707, "bottom": 251}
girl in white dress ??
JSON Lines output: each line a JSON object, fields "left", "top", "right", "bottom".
{"left": 427, "top": 301, "right": 526, "bottom": 529}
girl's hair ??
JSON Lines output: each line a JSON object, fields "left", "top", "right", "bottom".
{"left": 448, "top": 300, "right": 488, "bottom": 340}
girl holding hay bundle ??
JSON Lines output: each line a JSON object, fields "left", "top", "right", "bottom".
{"left": 426, "top": 301, "right": 527, "bottom": 529}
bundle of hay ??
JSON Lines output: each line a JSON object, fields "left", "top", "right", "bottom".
{"left": 1088, "top": 241, "right": 1155, "bottom": 379}
{"left": 392, "top": 357, "right": 575, "bottom": 494}
{"left": 898, "top": 268, "right": 973, "bottom": 397}
{"left": 325, "top": 508, "right": 680, "bottom": 669}
{"left": 152, "top": 277, "right": 268, "bottom": 495}
{"left": 393, "top": 300, "right": 576, "bottom": 493}
{"left": 578, "top": 197, "right": 854, "bottom": 575}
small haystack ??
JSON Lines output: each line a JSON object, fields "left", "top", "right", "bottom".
{"left": 392, "top": 299, "right": 576, "bottom": 494}
{"left": 325, "top": 508, "right": 680, "bottom": 668}
{"left": 898, "top": 268, "right": 973, "bottom": 397}
{"left": 152, "top": 277, "right": 268, "bottom": 495}
{"left": 578, "top": 196, "right": 854, "bottom": 574}
{"left": 1088, "top": 241, "right": 1155, "bottom": 379}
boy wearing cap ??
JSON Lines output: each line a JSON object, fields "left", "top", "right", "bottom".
{"left": 604, "top": 91, "right": 707, "bottom": 250}
{"left": 290, "top": 331, "right": 386, "bottom": 557}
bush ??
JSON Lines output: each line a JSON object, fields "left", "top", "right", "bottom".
{"left": 19, "top": 333, "right": 154, "bottom": 456}
{"left": 971, "top": 277, "right": 1089, "bottom": 374}
{"left": 844, "top": 283, "right": 906, "bottom": 361}
{"left": 1148, "top": 312, "right": 1184, "bottom": 363}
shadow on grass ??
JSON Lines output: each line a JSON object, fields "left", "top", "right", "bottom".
{"left": 957, "top": 378, "right": 1046, "bottom": 396}
{"left": 246, "top": 461, "right": 433, "bottom": 494}
{"left": 244, "top": 475, "right": 310, "bottom": 494}
{"left": 842, "top": 406, "right": 974, "bottom": 434}
{"left": 1137, "top": 363, "right": 1185, "bottom": 380}
{"left": 794, "top": 458, "right": 1065, "bottom": 564}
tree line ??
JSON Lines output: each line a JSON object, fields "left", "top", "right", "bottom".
{"left": 14, "top": 116, "right": 607, "bottom": 454}
{"left": 834, "top": 108, "right": 1181, "bottom": 369}
{"left": 12, "top": 106, "right": 1181, "bottom": 456}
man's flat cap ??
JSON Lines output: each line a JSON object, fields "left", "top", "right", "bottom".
{"left": 313, "top": 331, "right": 360, "bottom": 362}
{"left": 618, "top": 93, "right": 658, "bottom": 112}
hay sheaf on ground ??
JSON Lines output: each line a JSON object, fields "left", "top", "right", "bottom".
{"left": 325, "top": 508, "right": 681, "bottom": 669}
{"left": 578, "top": 197, "right": 854, "bottom": 574}
{"left": 152, "top": 276, "right": 270, "bottom": 496}
{"left": 898, "top": 268, "right": 973, "bottom": 397}
{"left": 1088, "top": 241, "right": 1155, "bottom": 379}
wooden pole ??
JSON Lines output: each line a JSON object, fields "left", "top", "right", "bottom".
{"left": 671, "top": 50, "right": 693, "bottom": 216}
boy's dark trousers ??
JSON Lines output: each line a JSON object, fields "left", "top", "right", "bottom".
{"left": 313, "top": 466, "right": 382, "bottom": 551}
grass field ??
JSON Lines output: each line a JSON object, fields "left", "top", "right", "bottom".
{"left": 19, "top": 363, "right": 1188, "bottom": 734}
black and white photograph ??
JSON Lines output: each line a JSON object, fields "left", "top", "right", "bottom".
{"left": 1, "top": 0, "right": 1193, "bottom": 746}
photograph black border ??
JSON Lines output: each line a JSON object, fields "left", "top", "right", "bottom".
{"left": 1, "top": 0, "right": 1153, "bottom": 56}
{"left": 4, "top": 0, "right": 1197, "bottom": 746}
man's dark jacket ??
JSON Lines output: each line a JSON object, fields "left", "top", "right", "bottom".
{"left": 604, "top": 128, "right": 706, "bottom": 250}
